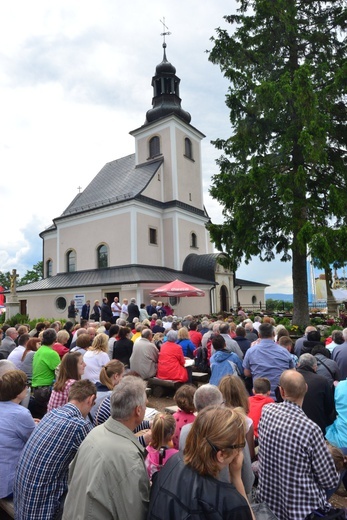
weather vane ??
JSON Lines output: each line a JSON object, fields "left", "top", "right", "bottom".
{"left": 160, "top": 17, "right": 171, "bottom": 44}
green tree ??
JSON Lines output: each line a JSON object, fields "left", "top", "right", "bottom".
{"left": 19, "top": 261, "right": 43, "bottom": 286}
{"left": 0, "top": 271, "right": 11, "bottom": 291}
{"left": 208, "top": 0, "right": 347, "bottom": 327}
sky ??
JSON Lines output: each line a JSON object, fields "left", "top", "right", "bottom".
{"left": 0, "top": 0, "right": 295, "bottom": 294}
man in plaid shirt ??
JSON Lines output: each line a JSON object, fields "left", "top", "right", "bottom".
{"left": 257, "top": 369, "right": 339, "bottom": 520}
{"left": 14, "top": 380, "right": 96, "bottom": 520}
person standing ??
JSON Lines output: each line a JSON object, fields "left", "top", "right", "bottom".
{"left": 127, "top": 298, "right": 140, "bottom": 326}
{"left": 111, "top": 296, "right": 122, "bottom": 322}
{"left": 62, "top": 376, "right": 150, "bottom": 520}
{"left": 81, "top": 300, "right": 90, "bottom": 321}
{"left": 67, "top": 300, "right": 78, "bottom": 325}
{"left": 101, "top": 297, "right": 113, "bottom": 323}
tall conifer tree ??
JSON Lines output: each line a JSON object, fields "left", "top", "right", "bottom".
{"left": 208, "top": 0, "right": 347, "bottom": 326}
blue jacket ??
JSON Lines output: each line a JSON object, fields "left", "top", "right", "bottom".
{"left": 176, "top": 339, "right": 195, "bottom": 358}
{"left": 210, "top": 350, "right": 244, "bottom": 386}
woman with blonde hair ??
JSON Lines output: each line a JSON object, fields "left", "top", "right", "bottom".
{"left": 83, "top": 333, "right": 110, "bottom": 383}
{"left": 176, "top": 327, "right": 195, "bottom": 358}
{"left": 47, "top": 352, "right": 85, "bottom": 412}
{"left": 148, "top": 406, "right": 254, "bottom": 519}
{"left": 218, "top": 375, "right": 255, "bottom": 460}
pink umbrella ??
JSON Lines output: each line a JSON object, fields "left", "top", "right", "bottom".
{"left": 150, "top": 279, "right": 205, "bottom": 298}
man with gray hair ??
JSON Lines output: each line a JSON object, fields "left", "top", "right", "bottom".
{"left": 62, "top": 376, "right": 149, "bottom": 520}
{"left": 0, "top": 327, "right": 18, "bottom": 358}
{"left": 296, "top": 353, "right": 334, "bottom": 433}
{"left": 129, "top": 328, "right": 158, "bottom": 379}
{"left": 127, "top": 297, "right": 140, "bottom": 326}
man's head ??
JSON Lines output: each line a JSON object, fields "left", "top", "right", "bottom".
{"left": 18, "top": 333, "right": 30, "bottom": 347}
{"left": 332, "top": 330, "right": 344, "bottom": 345}
{"left": 304, "top": 325, "right": 317, "bottom": 336}
{"left": 279, "top": 370, "right": 307, "bottom": 402}
{"left": 141, "top": 328, "right": 153, "bottom": 341}
{"left": 235, "top": 326, "right": 246, "bottom": 337}
{"left": 114, "top": 297, "right": 119, "bottom": 303}
{"left": 193, "top": 383, "right": 224, "bottom": 412}
{"left": 342, "top": 328, "right": 347, "bottom": 342}
{"left": 298, "top": 353, "right": 317, "bottom": 371}
{"left": 258, "top": 323, "right": 274, "bottom": 339}
{"left": 211, "top": 335, "right": 226, "bottom": 351}
{"left": 130, "top": 298, "right": 136, "bottom": 304}
{"left": 306, "top": 330, "right": 321, "bottom": 342}
{"left": 103, "top": 297, "right": 108, "bottom": 304}
{"left": 0, "top": 369, "right": 28, "bottom": 401}
{"left": 244, "top": 322, "right": 254, "bottom": 332}
{"left": 42, "top": 328, "right": 57, "bottom": 346}
{"left": 5, "top": 327, "right": 18, "bottom": 341}
{"left": 219, "top": 322, "right": 230, "bottom": 334}
{"left": 110, "top": 376, "right": 147, "bottom": 424}
{"left": 68, "top": 380, "right": 97, "bottom": 418}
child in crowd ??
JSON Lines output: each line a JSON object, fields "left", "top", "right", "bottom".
{"left": 145, "top": 413, "right": 178, "bottom": 480}
{"left": 248, "top": 377, "right": 274, "bottom": 439}
{"left": 278, "top": 336, "right": 298, "bottom": 366}
{"left": 172, "top": 384, "right": 196, "bottom": 449}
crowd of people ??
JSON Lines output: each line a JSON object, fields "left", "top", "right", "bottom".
{"left": 0, "top": 301, "right": 347, "bottom": 519}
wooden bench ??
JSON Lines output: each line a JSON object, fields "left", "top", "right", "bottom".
{"left": 0, "top": 498, "right": 14, "bottom": 519}
{"left": 192, "top": 372, "right": 209, "bottom": 385}
{"left": 147, "top": 377, "right": 183, "bottom": 398}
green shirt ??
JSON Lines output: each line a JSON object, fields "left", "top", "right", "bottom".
{"left": 32, "top": 345, "right": 60, "bottom": 388}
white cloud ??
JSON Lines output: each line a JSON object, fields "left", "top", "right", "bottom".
{"left": 0, "top": 0, "right": 293, "bottom": 292}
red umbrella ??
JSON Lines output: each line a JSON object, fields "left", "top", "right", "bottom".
{"left": 150, "top": 279, "right": 205, "bottom": 298}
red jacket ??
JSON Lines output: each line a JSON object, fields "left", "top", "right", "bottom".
{"left": 248, "top": 394, "right": 274, "bottom": 437}
{"left": 157, "top": 341, "right": 188, "bottom": 382}
{"left": 189, "top": 330, "right": 202, "bottom": 348}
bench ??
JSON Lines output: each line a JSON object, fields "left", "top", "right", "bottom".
{"left": 0, "top": 498, "right": 14, "bottom": 519}
{"left": 192, "top": 372, "right": 209, "bottom": 385}
{"left": 147, "top": 377, "right": 183, "bottom": 398}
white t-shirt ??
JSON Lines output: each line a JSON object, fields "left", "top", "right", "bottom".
{"left": 82, "top": 350, "right": 110, "bottom": 383}
{"left": 8, "top": 346, "right": 26, "bottom": 368}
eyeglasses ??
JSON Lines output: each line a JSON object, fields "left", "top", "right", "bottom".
{"left": 206, "top": 438, "right": 246, "bottom": 453}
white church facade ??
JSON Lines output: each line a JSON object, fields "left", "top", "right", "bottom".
{"left": 15, "top": 43, "right": 267, "bottom": 319}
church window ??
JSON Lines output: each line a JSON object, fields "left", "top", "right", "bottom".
{"left": 184, "top": 138, "right": 193, "bottom": 160}
{"left": 56, "top": 297, "right": 67, "bottom": 310}
{"left": 66, "top": 250, "right": 76, "bottom": 273}
{"left": 149, "top": 136, "right": 160, "bottom": 158}
{"left": 149, "top": 227, "right": 158, "bottom": 245}
{"left": 97, "top": 244, "right": 108, "bottom": 269}
{"left": 46, "top": 259, "right": 52, "bottom": 278}
{"left": 252, "top": 295, "right": 257, "bottom": 304}
{"left": 190, "top": 232, "right": 198, "bottom": 249}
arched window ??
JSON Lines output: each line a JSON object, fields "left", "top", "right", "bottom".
{"left": 66, "top": 250, "right": 76, "bottom": 273}
{"left": 97, "top": 244, "right": 108, "bottom": 269}
{"left": 252, "top": 295, "right": 257, "bottom": 304}
{"left": 46, "top": 259, "right": 52, "bottom": 278}
{"left": 190, "top": 232, "right": 198, "bottom": 248}
{"left": 184, "top": 137, "right": 193, "bottom": 160}
{"left": 149, "top": 136, "right": 160, "bottom": 158}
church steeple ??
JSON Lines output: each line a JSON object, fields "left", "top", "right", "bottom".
{"left": 145, "top": 43, "right": 191, "bottom": 125}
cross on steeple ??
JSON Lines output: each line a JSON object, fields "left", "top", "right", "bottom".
{"left": 77, "top": 186, "right": 82, "bottom": 193}
{"left": 160, "top": 17, "right": 171, "bottom": 44}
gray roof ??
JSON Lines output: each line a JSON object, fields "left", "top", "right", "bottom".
{"left": 15, "top": 265, "right": 216, "bottom": 293}
{"left": 60, "top": 154, "right": 162, "bottom": 217}
{"left": 183, "top": 253, "right": 269, "bottom": 288}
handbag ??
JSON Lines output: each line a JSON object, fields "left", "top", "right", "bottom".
{"left": 305, "top": 507, "right": 346, "bottom": 519}
{"left": 89, "top": 312, "right": 96, "bottom": 320}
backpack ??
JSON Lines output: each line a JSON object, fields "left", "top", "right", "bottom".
{"left": 194, "top": 346, "right": 210, "bottom": 374}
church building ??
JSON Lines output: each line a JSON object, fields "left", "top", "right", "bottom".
{"left": 15, "top": 43, "right": 267, "bottom": 319}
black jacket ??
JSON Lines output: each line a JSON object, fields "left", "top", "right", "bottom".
{"left": 148, "top": 453, "right": 252, "bottom": 520}
{"left": 127, "top": 302, "right": 140, "bottom": 324}
{"left": 296, "top": 365, "right": 335, "bottom": 433}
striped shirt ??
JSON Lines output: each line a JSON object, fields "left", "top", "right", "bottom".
{"left": 14, "top": 403, "right": 91, "bottom": 520}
